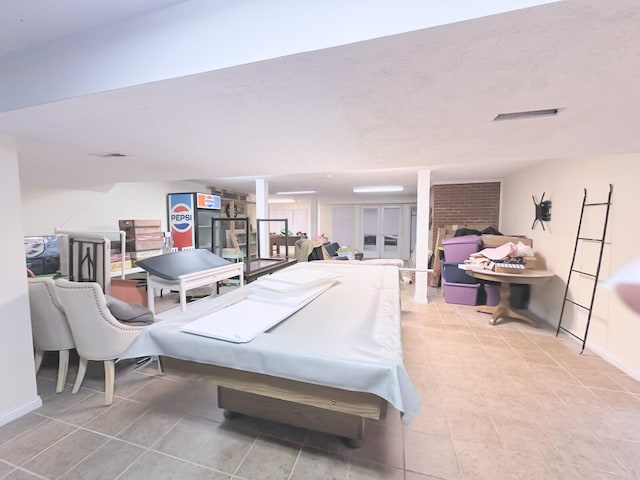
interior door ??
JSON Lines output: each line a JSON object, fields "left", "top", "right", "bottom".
{"left": 362, "top": 207, "right": 380, "bottom": 258}
{"left": 381, "top": 206, "right": 401, "bottom": 258}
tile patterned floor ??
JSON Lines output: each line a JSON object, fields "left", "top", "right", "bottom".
{"left": 2, "top": 286, "right": 640, "bottom": 479}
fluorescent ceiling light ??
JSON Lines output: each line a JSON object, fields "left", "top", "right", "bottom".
{"left": 276, "top": 190, "right": 316, "bottom": 195}
{"left": 353, "top": 185, "right": 404, "bottom": 193}
{"left": 268, "top": 198, "right": 296, "bottom": 204}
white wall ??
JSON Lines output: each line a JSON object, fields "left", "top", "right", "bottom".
{"left": 21, "top": 180, "right": 210, "bottom": 235}
{"left": 501, "top": 154, "right": 640, "bottom": 376}
{"left": 0, "top": 137, "right": 41, "bottom": 426}
{"left": 268, "top": 202, "right": 312, "bottom": 236}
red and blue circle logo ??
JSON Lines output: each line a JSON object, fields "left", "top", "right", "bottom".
{"left": 170, "top": 203, "right": 193, "bottom": 232}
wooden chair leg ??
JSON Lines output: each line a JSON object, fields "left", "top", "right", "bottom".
{"left": 34, "top": 349, "right": 44, "bottom": 374}
{"left": 72, "top": 357, "right": 88, "bottom": 394}
{"left": 104, "top": 360, "right": 115, "bottom": 405}
{"left": 156, "top": 356, "right": 164, "bottom": 374}
{"left": 56, "top": 350, "right": 70, "bottom": 393}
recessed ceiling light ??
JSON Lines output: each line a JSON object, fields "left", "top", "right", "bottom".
{"left": 353, "top": 185, "right": 404, "bottom": 193}
{"left": 276, "top": 190, "right": 316, "bottom": 195}
{"left": 268, "top": 198, "right": 296, "bottom": 204}
{"left": 493, "top": 108, "right": 560, "bottom": 121}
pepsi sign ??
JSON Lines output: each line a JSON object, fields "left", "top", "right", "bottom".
{"left": 170, "top": 203, "right": 193, "bottom": 232}
{"left": 196, "top": 193, "right": 221, "bottom": 210}
{"left": 168, "top": 193, "right": 195, "bottom": 249}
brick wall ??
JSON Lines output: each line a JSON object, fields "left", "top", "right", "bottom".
{"left": 432, "top": 182, "right": 501, "bottom": 240}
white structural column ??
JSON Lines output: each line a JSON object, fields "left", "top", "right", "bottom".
{"left": 255, "top": 179, "right": 270, "bottom": 258}
{"left": 309, "top": 197, "right": 319, "bottom": 240}
{"left": 413, "top": 169, "right": 431, "bottom": 303}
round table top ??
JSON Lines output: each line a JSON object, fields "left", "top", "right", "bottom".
{"left": 466, "top": 268, "right": 555, "bottom": 285}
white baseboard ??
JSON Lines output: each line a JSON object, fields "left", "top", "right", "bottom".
{"left": 585, "top": 343, "right": 640, "bottom": 382}
{"left": 0, "top": 396, "right": 42, "bottom": 428}
{"left": 555, "top": 328, "right": 640, "bottom": 381}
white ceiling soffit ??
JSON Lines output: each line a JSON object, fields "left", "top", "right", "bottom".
{"left": 1, "top": 0, "right": 639, "bottom": 197}
{"left": 0, "top": 0, "right": 188, "bottom": 57}
{"left": 0, "top": 0, "right": 559, "bottom": 113}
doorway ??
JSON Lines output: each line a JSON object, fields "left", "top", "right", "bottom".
{"left": 362, "top": 205, "right": 402, "bottom": 259}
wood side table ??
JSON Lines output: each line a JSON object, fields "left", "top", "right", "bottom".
{"left": 466, "top": 269, "right": 555, "bottom": 327}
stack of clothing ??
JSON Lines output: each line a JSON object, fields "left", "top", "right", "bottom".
{"left": 294, "top": 239, "right": 331, "bottom": 262}
{"left": 466, "top": 241, "right": 534, "bottom": 271}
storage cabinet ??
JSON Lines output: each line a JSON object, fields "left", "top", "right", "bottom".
{"left": 212, "top": 217, "right": 258, "bottom": 261}
{"left": 206, "top": 187, "right": 257, "bottom": 260}
{"left": 225, "top": 228, "right": 257, "bottom": 260}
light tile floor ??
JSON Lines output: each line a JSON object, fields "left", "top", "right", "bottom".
{"left": 2, "top": 285, "right": 640, "bottom": 479}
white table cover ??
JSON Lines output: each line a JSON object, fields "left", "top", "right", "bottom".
{"left": 121, "top": 262, "right": 421, "bottom": 422}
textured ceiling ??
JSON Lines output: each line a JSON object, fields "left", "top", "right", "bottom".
{"left": 0, "top": 0, "right": 187, "bottom": 57}
{"left": 1, "top": 0, "right": 639, "bottom": 200}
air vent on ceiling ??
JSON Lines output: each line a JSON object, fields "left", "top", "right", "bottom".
{"left": 91, "top": 152, "right": 129, "bottom": 158}
{"left": 493, "top": 108, "right": 560, "bottom": 121}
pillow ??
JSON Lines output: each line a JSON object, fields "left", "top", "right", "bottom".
{"left": 105, "top": 295, "right": 154, "bottom": 326}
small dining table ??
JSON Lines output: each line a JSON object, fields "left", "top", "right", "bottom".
{"left": 466, "top": 268, "right": 555, "bottom": 327}
{"left": 270, "top": 235, "right": 303, "bottom": 256}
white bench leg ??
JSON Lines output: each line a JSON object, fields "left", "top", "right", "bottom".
{"left": 147, "top": 281, "right": 155, "bottom": 313}
{"left": 179, "top": 288, "right": 187, "bottom": 311}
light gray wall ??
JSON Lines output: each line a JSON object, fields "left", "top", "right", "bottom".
{"left": 501, "top": 154, "right": 640, "bottom": 377}
{"left": 0, "top": 137, "right": 41, "bottom": 426}
{"left": 21, "top": 180, "right": 210, "bottom": 235}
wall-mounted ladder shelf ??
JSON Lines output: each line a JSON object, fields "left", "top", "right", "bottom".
{"left": 556, "top": 184, "right": 613, "bottom": 353}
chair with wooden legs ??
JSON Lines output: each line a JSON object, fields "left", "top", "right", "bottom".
{"left": 55, "top": 279, "right": 150, "bottom": 405}
{"left": 27, "top": 278, "right": 75, "bottom": 393}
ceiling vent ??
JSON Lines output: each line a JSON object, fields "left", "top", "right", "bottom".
{"left": 91, "top": 152, "right": 129, "bottom": 158}
{"left": 493, "top": 108, "right": 560, "bottom": 121}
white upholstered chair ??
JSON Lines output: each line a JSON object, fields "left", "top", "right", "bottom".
{"left": 55, "top": 278, "right": 148, "bottom": 405}
{"left": 27, "top": 277, "right": 75, "bottom": 393}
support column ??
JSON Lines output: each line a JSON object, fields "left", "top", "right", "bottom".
{"left": 309, "top": 197, "right": 319, "bottom": 240}
{"left": 255, "top": 179, "right": 270, "bottom": 258}
{"left": 413, "top": 169, "right": 431, "bottom": 304}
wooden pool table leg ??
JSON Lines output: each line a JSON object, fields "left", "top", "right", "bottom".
{"left": 343, "top": 437, "right": 363, "bottom": 448}
{"left": 218, "top": 386, "right": 366, "bottom": 446}
{"left": 223, "top": 409, "right": 241, "bottom": 419}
